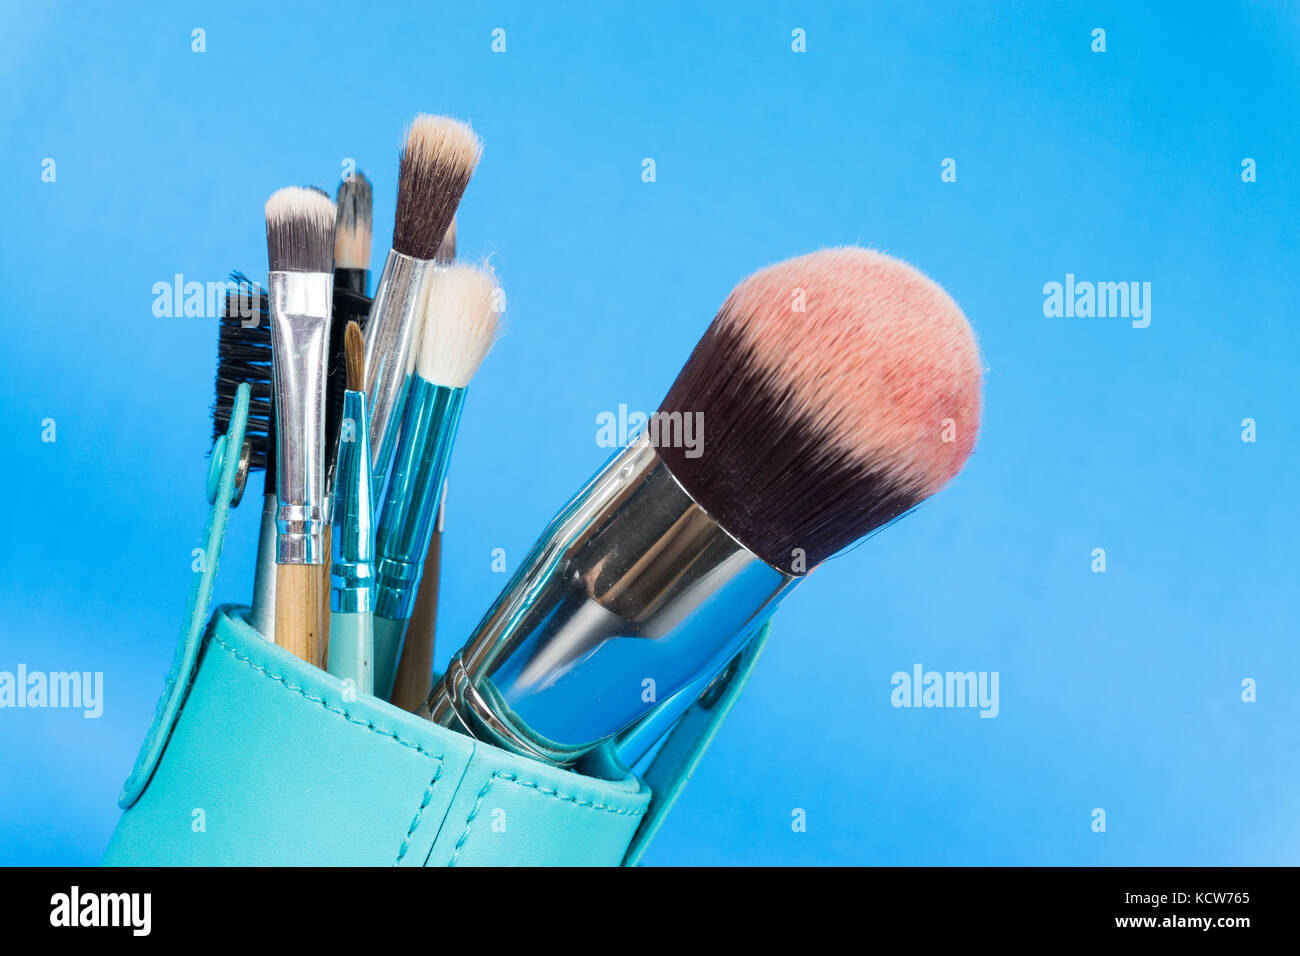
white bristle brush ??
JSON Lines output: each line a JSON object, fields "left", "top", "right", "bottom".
{"left": 370, "top": 262, "right": 500, "bottom": 701}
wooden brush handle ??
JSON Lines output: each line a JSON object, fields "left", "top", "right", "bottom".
{"left": 392, "top": 527, "right": 441, "bottom": 711}
{"left": 276, "top": 563, "right": 323, "bottom": 667}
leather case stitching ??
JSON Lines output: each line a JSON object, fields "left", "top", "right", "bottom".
{"left": 210, "top": 634, "right": 448, "bottom": 865}
{"left": 394, "top": 764, "right": 444, "bottom": 866}
{"left": 447, "top": 770, "right": 647, "bottom": 867}
{"left": 211, "top": 634, "right": 444, "bottom": 761}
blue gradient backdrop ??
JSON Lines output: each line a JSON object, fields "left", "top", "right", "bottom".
{"left": 1, "top": 1, "right": 1297, "bottom": 865}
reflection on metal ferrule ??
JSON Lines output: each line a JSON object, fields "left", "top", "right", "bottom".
{"left": 363, "top": 251, "right": 440, "bottom": 485}
{"left": 373, "top": 378, "right": 466, "bottom": 621}
{"left": 422, "top": 435, "right": 800, "bottom": 765}
{"left": 269, "top": 270, "right": 332, "bottom": 565}
{"left": 331, "top": 389, "right": 375, "bottom": 613}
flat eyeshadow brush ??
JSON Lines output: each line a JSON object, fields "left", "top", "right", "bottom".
{"left": 224, "top": 276, "right": 372, "bottom": 642}
{"left": 265, "top": 186, "right": 337, "bottom": 666}
{"left": 391, "top": 215, "right": 456, "bottom": 712}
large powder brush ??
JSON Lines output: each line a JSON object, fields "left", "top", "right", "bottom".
{"left": 658, "top": 247, "right": 981, "bottom": 569}
{"left": 422, "top": 247, "right": 983, "bottom": 765}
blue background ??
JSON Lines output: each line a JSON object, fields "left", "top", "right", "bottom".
{"left": 1, "top": 1, "right": 1296, "bottom": 865}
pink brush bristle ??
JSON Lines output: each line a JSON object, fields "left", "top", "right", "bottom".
{"left": 657, "top": 246, "right": 983, "bottom": 571}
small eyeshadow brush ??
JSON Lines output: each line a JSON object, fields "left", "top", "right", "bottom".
{"left": 326, "top": 321, "right": 375, "bottom": 694}
{"left": 265, "top": 187, "right": 337, "bottom": 665}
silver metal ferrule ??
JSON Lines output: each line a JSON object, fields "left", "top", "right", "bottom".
{"left": 374, "top": 377, "right": 467, "bottom": 621}
{"left": 269, "top": 270, "right": 332, "bottom": 565}
{"left": 363, "top": 250, "right": 435, "bottom": 486}
{"left": 421, "top": 434, "right": 802, "bottom": 765}
{"left": 331, "top": 389, "right": 375, "bottom": 613}
{"left": 248, "top": 493, "right": 278, "bottom": 638}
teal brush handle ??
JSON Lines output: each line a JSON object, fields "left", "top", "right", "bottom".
{"left": 373, "top": 614, "right": 405, "bottom": 702}
{"left": 374, "top": 379, "right": 465, "bottom": 622}
{"left": 328, "top": 610, "right": 374, "bottom": 697}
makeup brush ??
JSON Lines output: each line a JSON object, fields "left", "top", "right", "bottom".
{"left": 334, "top": 172, "right": 372, "bottom": 294}
{"left": 266, "top": 186, "right": 337, "bottom": 666}
{"left": 391, "top": 215, "right": 456, "bottom": 712}
{"left": 364, "top": 116, "right": 482, "bottom": 487}
{"left": 327, "top": 173, "right": 375, "bottom": 486}
{"left": 326, "top": 290, "right": 375, "bottom": 472}
{"left": 217, "top": 273, "right": 372, "bottom": 642}
{"left": 372, "top": 262, "right": 499, "bottom": 701}
{"left": 327, "top": 321, "right": 375, "bottom": 694}
{"left": 323, "top": 173, "right": 376, "bottom": 647}
{"left": 421, "top": 247, "right": 983, "bottom": 766}
{"left": 214, "top": 273, "right": 278, "bottom": 639}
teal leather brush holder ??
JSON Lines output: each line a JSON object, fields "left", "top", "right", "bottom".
{"left": 104, "top": 605, "right": 651, "bottom": 866}
{"left": 102, "top": 385, "right": 767, "bottom": 866}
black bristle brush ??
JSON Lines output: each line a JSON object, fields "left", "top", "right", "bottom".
{"left": 213, "top": 273, "right": 280, "bottom": 639}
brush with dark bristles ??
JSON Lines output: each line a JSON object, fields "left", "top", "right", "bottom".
{"left": 325, "top": 286, "right": 375, "bottom": 468}
{"left": 422, "top": 247, "right": 984, "bottom": 767}
{"left": 322, "top": 172, "right": 376, "bottom": 642}
{"left": 212, "top": 273, "right": 280, "bottom": 640}
{"left": 327, "top": 172, "right": 376, "bottom": 490}
{"left": 213, "top": 274, "right": 272, "bottom": 465}
{"left": 266, "top": 186, "right": 337, "bottom": 667}
{"left": 334, "top": 171, "right": 372, "bottom": 295}
{"left": 392, "top": 215, "right": 455, "bottom": 712}
{"left": 364, "top": 116, "right": 482, "bottom": 487}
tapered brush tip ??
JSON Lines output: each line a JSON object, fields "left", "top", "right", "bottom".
{"left": 658, "top": 246, "right": 983, "bottom": 571}
{"left": 265, "top": 187, "right": 337, "bottom": 273}
{"left": 394, "top": 115, "right": 482, "bottom": 260}
{"left": 334, "top": 172, "right": 373, "bottom": 270}
{"left": 416, "top": 263, "right": 500, "bottom": 388}
{"left": 344, "top": 320, "right": 365, "bottom": 392}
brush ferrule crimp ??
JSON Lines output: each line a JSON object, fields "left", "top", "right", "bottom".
{"left": 331, "top": 389, "right": 375, "bottom": 613}
{"left": 373, "top": 378, "right": 467, "bottom": 621}
{"left": 364, "top": 251, "right": 445, "bottom": 486}
{"left": 421, "top": 434, "right": 801, "bottom": 765}
{"left": 269, "top": 270, "right": 333, "bottom": 565}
